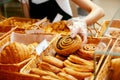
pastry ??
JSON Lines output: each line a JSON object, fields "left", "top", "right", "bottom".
{"left": 64, "top": 60, "right": 93, "bottom": 72}
{"left": 30, "top": 68, "right": 61, "bottom": 79}
{"left": 110, "top": 58, "right": 120, "bottom": 80}
{"left": 54, "top": 35, "right": 82, "bottom": 56}
{"left": 0, "top": 42, "right": 31, "bottom": 64}
{"left": 78, "top": 43, "right": 104, "bottom": 59}
{"left": 42, "top": 55, "right": 64, "bottom": 68}
{"left": 55, "top": 54, "right": 67, "bottom": 61}
{"left": 40, "top": 61, "right": 61, "bottom": 74}
{"left": 68, "top": 55, "right": 94, "bottom": 66}
{"left": 110, "top": 30, "right": 120, "bottom": 37}
{"left": 58, "top": 72, "right": 78, "bottom": 80}
{"left": 63, "top": 67, "right": 92, "bottom": 79}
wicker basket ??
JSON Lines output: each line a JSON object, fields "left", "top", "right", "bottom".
{"left": 0, "top": 19, "right": 109, "bottom": 79}
{"left": 0, "top": 34, "right": 57, "bottom": 80}
{"left": 19, "top": 35, "right": 112, "bottom": 80}
{"left": 0, "top": 57, "right": 32, "bottom": 72}
{"left": 0, "top": 29, "right": 56, "bottom": 73}
{"left": 0, "top": 70, "right": 41, "bottom": 80}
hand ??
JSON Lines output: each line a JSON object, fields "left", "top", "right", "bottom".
{"left": 67, "top": 17, "right": 87, "bottom": 43}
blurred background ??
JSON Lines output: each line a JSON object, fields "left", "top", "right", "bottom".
{"left": 0, "top": 0, "right": 120, "bottom": 23}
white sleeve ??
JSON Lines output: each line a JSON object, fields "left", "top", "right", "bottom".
{"left": 32, "top": 0, "right": 49, "bottom": 4}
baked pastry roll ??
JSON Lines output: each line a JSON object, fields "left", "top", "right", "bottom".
{"left": 54, "top": 35, "right": 82, "bottom": 56}
{"left": 0, "top": 42, "right": 31, "bottom": 64}
{"left": 78, "top": 43, "right": 104, "bottom": 60}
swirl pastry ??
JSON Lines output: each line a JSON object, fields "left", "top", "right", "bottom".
{"left": 54, "top": 35, "right": 82, "bottom": 56}
{"left": 78, "top": 44, "right": 98, "bottom": 59}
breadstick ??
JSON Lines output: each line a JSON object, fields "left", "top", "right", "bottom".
{"left": 40, "top": 61, "right": 61, "bottom": 73}
{"left": 58, "top": 72, "right": 78, "bottom": 80}
{"left": 30, "top": 68, "right": 61, "bottom": 79}
{"left": 68, "top": 55, "right": 94, "bottom": 66}
{"left": 41, "top": 76, "right": 61, "bottom": 80}
{"left": 55, "top": 54, "right": 67, "bottom": 61}
{"left": 63, "top": 67, "right": 92, "bottom": 79}
{"left": 42, "top": 55, "right": 64, "bottom": 68}
{"left": 64, "top": 60, "right": 93, "bottom": 72}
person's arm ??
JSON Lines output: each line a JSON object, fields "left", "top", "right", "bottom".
{"left": 19, "top": 0, "right": 30, "bottom": 18}
{"left": 71, "top": 0, "right": 105, "bottom": 26}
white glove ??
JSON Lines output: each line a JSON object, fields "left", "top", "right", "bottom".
{"left": 67, "top": 17, "right": 87, "bottom": 43}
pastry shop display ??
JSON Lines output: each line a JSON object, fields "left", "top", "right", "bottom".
{"left": 0, "top": 16, "right": 113, "bottom": 80}
{"left": 54, "top": 35, "right": 82, "bottom": 56}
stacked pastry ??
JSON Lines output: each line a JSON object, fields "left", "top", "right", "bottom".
{"left": 27, "top": 35, "right": 96, "bottom": 80}
{"left": 43, "top": 20, "right": 70, "bottom": 35}
{"left": 29, "top": 54, "right": 94, "bottom": 80}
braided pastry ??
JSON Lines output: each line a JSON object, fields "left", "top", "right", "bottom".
{"left": 54, "top": 35, "right": 82, "bottom": 56}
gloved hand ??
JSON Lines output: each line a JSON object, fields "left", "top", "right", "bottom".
{"left": 67, "top": 17, "right": 88, "bottom": 43}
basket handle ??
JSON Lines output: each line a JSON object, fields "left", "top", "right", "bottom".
{"left": 0, "top": 26, "right": 17, "bottom": 40}
{"left": 87, "top": 22, "right": 102, "bottom": 38}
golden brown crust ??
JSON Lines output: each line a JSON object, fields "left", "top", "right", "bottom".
{"left": 30, "top": 68, "right": 62, "bottom": 79}
{"left": 40, "top": 61, "right": 61, "bottom": 74}
{"left": 78, "top": 44, "right": 96, "bottom": 59}
{"left": 58, "top": 72, "right": 78, "bottom": 80}
{"left": 78, "top": 43, "right": 103, "bottom": 59}
{"left": 54, "top": 35, "right": 82, "bottom": 56}
{"left": 63, "top": 67, "right": 92, "bottom": 79}
{"left": 68, "top": 55, "right": 94, "bottom": 66}
{"left": 42, "top": 55, "right": 64, "bottom": 68}
{"left": 0, "top": 42, "right": 31, "bottom": 64}
{"left": 110, "top": 58, "right": 120, "bottom": 80}
{"left": 41, "top": 76, "right": 61, "bottom": 80}
{"left": 64, "top": 60, "right": 93, "bottom": 72}
{"left": 110, "top": 30, "right": 120, "bottom": 37}
{"left": 55, "top": 54, "right": 67, "bottom": 61}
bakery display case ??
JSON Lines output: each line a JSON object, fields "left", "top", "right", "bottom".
{"left": 0, "top": 7, "right": 119, "bottom": 80}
